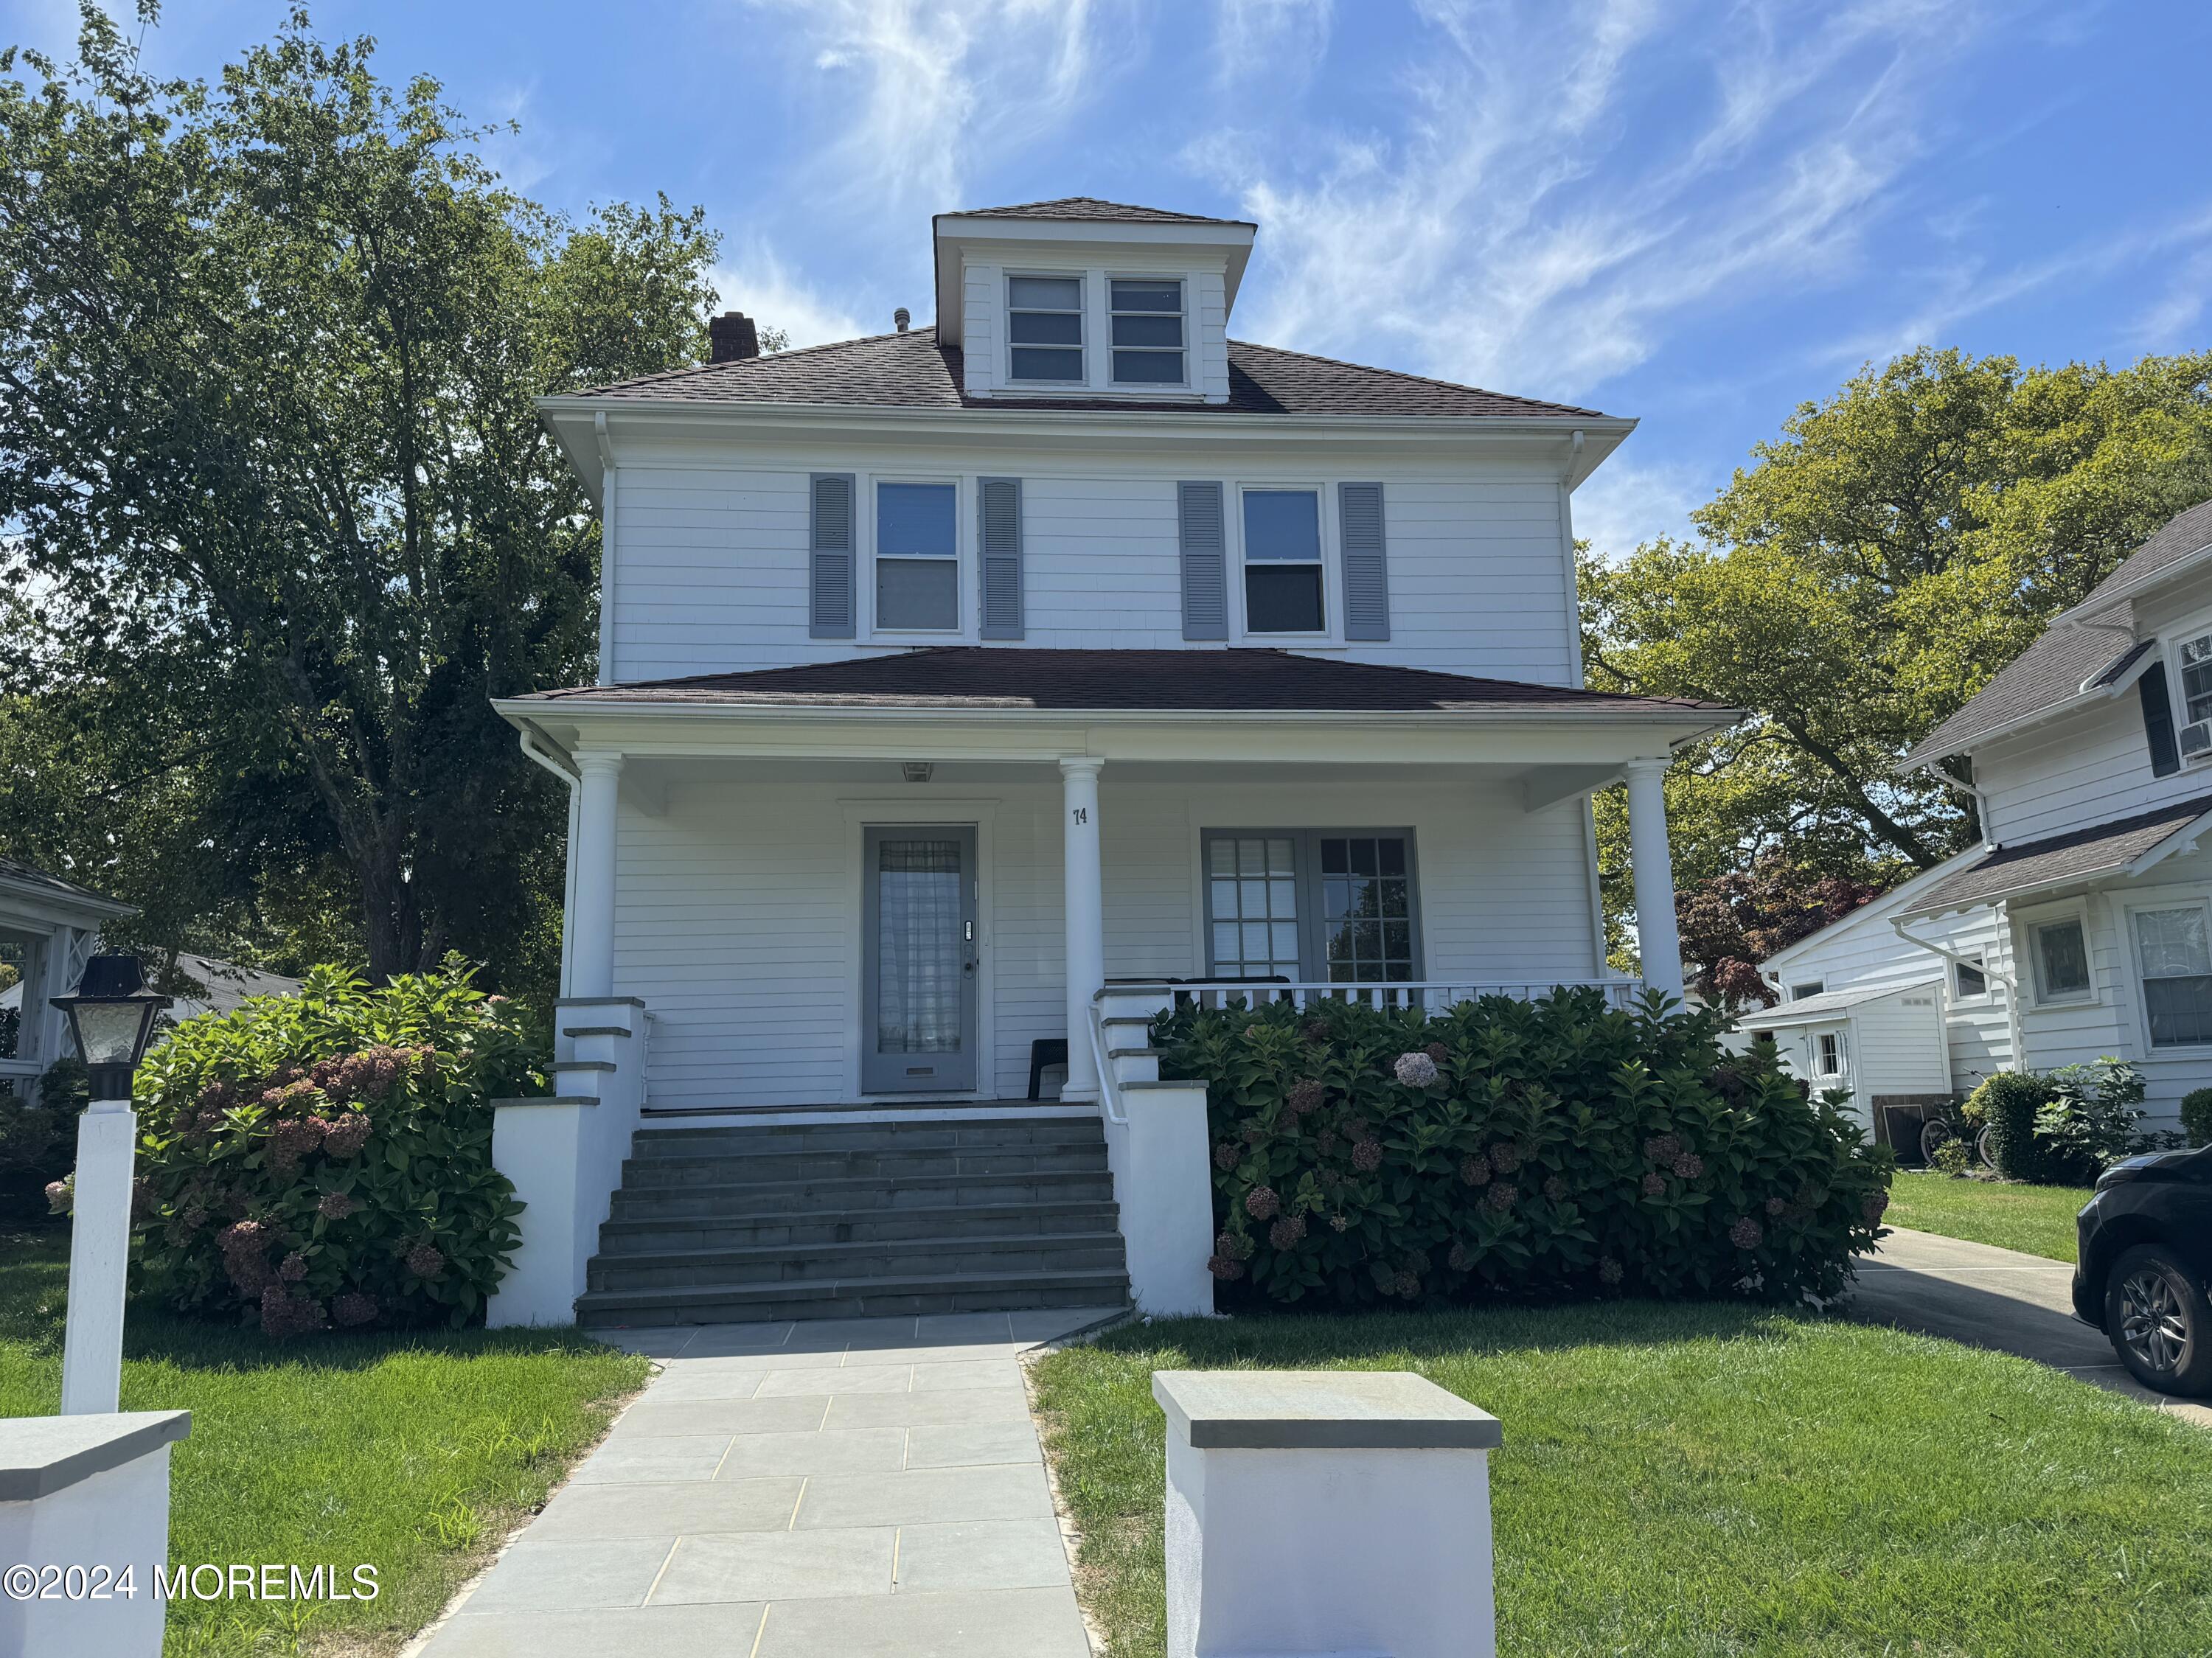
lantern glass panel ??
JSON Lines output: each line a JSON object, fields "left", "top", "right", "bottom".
{"left": 73, "top": 1000, "right": 151, "bottom": 1066}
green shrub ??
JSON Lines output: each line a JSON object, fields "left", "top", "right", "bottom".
{"left": 2032, "top": 1060, "right": 2146, "bottom": 1182}
{"left": 1154, "top": 988, "right": 1891, "bottom": 1310}
{"left": 134, "top": 958, "right": 541, "bottom": 1336}
{"left": 1930, "top": 1138, "right": 1972, "bottom": 1177}
{"left": 1967, "top": 1070, "right": 2059, "bottom": 1182}
{"left": 0, "top": 1059, "right": 87, "bottom": 1222}
{"left": 2182, "top": 1087, "right": 2212, "bottom": 1149}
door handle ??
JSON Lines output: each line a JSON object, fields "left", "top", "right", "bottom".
{"left": 964, "top": 921, "right": 975, "bottom": 942}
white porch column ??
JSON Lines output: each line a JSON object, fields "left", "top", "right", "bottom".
{"left": 569, "top": 750, "right": 622, "bottom": 1001}
{"left": 1624, "top": 756, "right": 1684, "bottom": 1002}
{"left": 1060, "top": 757, "right": 1105, "bottom": 1103}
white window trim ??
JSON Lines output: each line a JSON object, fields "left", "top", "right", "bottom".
{"left": 1232, "top": 480, "right": 1338, "bottom": 643}
{"left": 866, "top": 474, "right": 968, "bottom": 641}
{"left": 1003, "top": 269, "right": 1087, "bottom": 390}
{"left": 1815, "top": 1028, "right": 1846, "bottom": 1077}
{"left": 2122, "top": 894, "right": 2212, "bottom": 1053}
{"left": 2161, "top": 608, "right": 2212, "bottom": 762}
{"left": 2015, "top": 900, "right": 2098, "bottom": 1007}
{"left": 1949, "top": 954, "right": 1993, "bottom": 1006}
{"left": 1105, "top": 272, "right": 1189, "bottom": 391}
{"left": 1788, "top": 978, "right": 1826, "bottom": 1003}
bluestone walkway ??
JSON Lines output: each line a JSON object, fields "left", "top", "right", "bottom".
{"left": 414, "top": 1308, "right": 1121, "bottom": 1658}
{"left": 1849, "top": 1225, "right": 2212, "bottom": 1429}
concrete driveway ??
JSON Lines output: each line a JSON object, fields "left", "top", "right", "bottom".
{"left": 1849, "top": 1227, "right": 2212, "bottom": 1429}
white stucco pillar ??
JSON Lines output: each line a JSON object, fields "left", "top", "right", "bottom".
{"left": 1624, "top": 756, "right": 1684, "bottom": 1003}
{"left": 1060, "top": 758, "right": 1105, "bottom": 1103}
{"left": 569, "top": 750, "right": 622, "bottom": 1001}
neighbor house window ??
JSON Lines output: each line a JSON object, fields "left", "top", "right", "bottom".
{"left": 1242, "top": 490, "right": 1324, "bottom": 633}
{"left": 1204, "top": 830, "right": 1419, "bottom": 983}
{"left": 1816, "top": 1032, "right": 1843, "bottom": 1076}
{"left": 1953, "top": 957, "right": 1989, "bottom": 998}
{"left": 1109, "top": 279, "right": 1184, "bottom": 384}
{"left": 2132, "top": 904, "right": 2212, "bottom": 1046}
{"left": 1007, "top": 276, "right": 1083, "bottom": 382}
{"left": 875, "top": 481, "right": 958, "bottom": 631}
{"left": 1790, "top": 980, "right": 1825, "bottom": 1003}
{"left": 2029, "top": 916, "right": 2092, "bottom": 1003}
{"left": 2180, "top": 631, "right": 2212, "bottom": 725}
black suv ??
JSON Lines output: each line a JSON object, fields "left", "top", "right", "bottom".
{"left": 2073, "top": 1144, "right": 2212, "bottom": 1397}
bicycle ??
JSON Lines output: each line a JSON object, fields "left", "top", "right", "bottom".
{"left": 1919, "top": 1106, "right": 1994, "bottom": 1169}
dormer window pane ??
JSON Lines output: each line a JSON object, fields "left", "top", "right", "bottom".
{"left": 1110, "top": 279, "right": 1183, "bottom": 386}
{"left": 1008, "top": 276, "right": 1083, "bottom": 382}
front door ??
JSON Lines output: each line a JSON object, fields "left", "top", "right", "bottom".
{"left": 861, "top": 826, "right": 980, "bottom": 1094}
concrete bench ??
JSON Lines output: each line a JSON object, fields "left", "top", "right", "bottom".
{"left": 1153, "top": 1370, "right": 1500, "bottom": 1658}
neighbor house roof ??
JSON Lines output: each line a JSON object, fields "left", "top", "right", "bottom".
{"left": 0, "top": 856, "right": 134, "bottom": 920}
{"left": 950, "top": 196, "right": 1254, "bottom": 227}
{"left": 0, "top": 952, "right": 301, "bottom": 1023}
{"left": 1736, "top": 979, "right": 1940, "bottom": 1028}
{"left": 568, "top": 326, "right": 1609, "bottom": 421}
{"left": 511, "top": 647, "right": 1730, "bottom": 718}
{"left": 1900, "top": 790, "right": 2212, "bottom": 917}
{"left": 1905, "top": 498, "right": 2212, "bottom": 767}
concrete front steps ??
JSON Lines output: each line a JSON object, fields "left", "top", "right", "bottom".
{"left": 573, "top": 1112, "right": 1132, "bottom": 1327}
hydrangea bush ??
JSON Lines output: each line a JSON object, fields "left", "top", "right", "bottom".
{"left": 1155, "top": 987, "right": 1891, "bottom": 1309}
{"left": 133, "top": 959, "right": 540, "bottom": 1336}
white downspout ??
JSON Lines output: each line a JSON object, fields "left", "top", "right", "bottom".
{"left": 1893, "top": 914, "right": 2022, "bottom": 1076}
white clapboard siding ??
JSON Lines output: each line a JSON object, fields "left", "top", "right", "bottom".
{"left": 1973, "top": 697, "right": 2183, "bottom": 846}
{"left": 605, "top": 456, "right": 1579, "bottom": 685}
{"left": 608, "top": 776, "right": 1600, "bottom": 1110}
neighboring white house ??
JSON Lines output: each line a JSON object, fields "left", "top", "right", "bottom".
{"left": 1736, "top": 852, "right": 2017, "bottom": 1144}
{"left": 484, "top": 197, "right": 1734, "bottom": 1325}
{"left": 1888, "top": 496, "right": 2212, "bottom": 1133}
{"left": 0, "top": 857, "right": 135, "bottom": 1107}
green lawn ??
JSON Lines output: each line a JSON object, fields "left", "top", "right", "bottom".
{"left": 1883, "top": 1171, "right": 2093, "bottom": 1261}
{"left": 0, "top": 1228, "right": 649, "bottom": 1657}
{"left": 1030, "top": 1303, "right": 2212, "bottom": 1657}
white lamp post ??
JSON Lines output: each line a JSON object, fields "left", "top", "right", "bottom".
{"left": 49, "top": 955, "right": 169, "bottom": 1415}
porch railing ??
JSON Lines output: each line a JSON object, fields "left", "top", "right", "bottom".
{"left": 1150, "top": 978, "right": 1644, "bottom": 1014}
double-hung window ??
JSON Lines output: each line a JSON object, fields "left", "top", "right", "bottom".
{"left": 1109, "top": 279, "right": 1183, "bottom": 384}
{"left": 1816, "top": 1032, "right": 1844, "bottom": 1076}
{"left": 1241, "top": 489, "right": 1325, "bottom": 634}
{"left": 2028, "top": 915, "right": 2093, "bottom": 1003}
{"left": 875, "top": 481, "right": 958, "bottom": 631}
{"left": 2132, "top": 903, "right": 2212, "bottom": 1046}
{"left": 1007, "top": 276, "right": 1083, "bottom": 383}
{"left": 2180, "top": 631, "right": 2212, "bottom": 728}
{"left": 1204, "top": 831, "right": 1419, "bottom": 983}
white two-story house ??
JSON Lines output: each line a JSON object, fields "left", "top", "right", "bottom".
{"left": 483, "top": 198, "right": 1731, "bottom": 1327}
{"left": 1756, "top": 498, "right": 2212, "bottom": 1149}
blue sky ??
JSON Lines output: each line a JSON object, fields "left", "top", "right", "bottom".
{"left": 10, "top": 0, "right": 2211, "bottom": 554}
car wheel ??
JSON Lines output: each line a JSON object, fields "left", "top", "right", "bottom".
{"left": 2104, "top": 1244, "right": 2212, "bottom": 1398}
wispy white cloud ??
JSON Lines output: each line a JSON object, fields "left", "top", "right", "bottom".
{"left": 1214, "top": 0, "right": 1335, "bottom": 87}
{"left": 1571, "top": 456, "right": 1714, "bottom": 560}
{"left": 744, "top": 0, "right": 1129, "bottom": 222}
{"left": 1199, "top": 0, "right": 1987, "bottom": 400}
{"left": 712, "top": 243, "right": 869, "bottom": 348}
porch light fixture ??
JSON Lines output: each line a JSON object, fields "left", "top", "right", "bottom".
{"left": 51, "top": 953, "right": 171, "bottom": 1103}
{"left": 902, "top": 762, "right": 935, "bottom": 784}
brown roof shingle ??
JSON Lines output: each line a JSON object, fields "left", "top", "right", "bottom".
{"left": 516, "top": 647, "right": 1725, "bottom": 717}
{"left": 1903, "top": 790, "right": 2212, "bottom": 915}
{"left": 951, "top": 197, "right": 1253, "bottom": 226}
{"left": 570, "top": 326, "right": 1607, "bottom": 420}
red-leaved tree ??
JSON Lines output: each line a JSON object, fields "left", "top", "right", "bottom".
{"left": 1677, "top": 860, "right": 1893, "bottom": 1010}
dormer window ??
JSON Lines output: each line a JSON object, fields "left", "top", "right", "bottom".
{"left": 1007, "top": 276, "right": 1083, "bottom": 383}
{"left": 1110, "top": 279, "right": 1184, "bottom": 385}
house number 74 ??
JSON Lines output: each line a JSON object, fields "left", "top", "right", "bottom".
{"left": 1071, "top": 807, "right": 1088, "bottom": 825}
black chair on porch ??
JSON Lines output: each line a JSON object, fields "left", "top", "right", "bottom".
{"left": 1025, "top": 976, "right": 1289, "bottom": 1099}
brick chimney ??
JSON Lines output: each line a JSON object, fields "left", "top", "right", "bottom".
{"left": 708, "top": 310, "right": 760, "bottom": 363}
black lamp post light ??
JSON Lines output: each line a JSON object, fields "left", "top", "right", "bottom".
{"left": 51, "top": 952, "right": 172, "bottom": 1102}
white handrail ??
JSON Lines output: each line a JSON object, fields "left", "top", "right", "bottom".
{"left": 1086, "top": 1000, "right": 1128, "bottom": 1126}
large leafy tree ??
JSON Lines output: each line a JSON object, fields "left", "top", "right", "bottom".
{"left": 0, "top": 6, "right": 718, "bottom": 981}
{"left": 1585, "top": 346, "right": 2212, "bottom": 969}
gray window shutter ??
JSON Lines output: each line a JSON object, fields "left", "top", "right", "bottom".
{"left": 1339, "top": 482, "right": 1390, "bottom": 641}
{"left": 809, "top": 473, "right": 856, "bottom": 638}
{"left": 978, "top": 477, "right": 1023, "bottom": 639}
{"left": 1178, "top": 481, "right": 1228, "bottom": 641}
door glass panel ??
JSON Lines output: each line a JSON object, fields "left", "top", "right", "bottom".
{"left": 1320, "top": 836, "right": 1416, "bottom": 983}
{"left": 875, "top": 839, "right": 963, "bottom": 1054}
